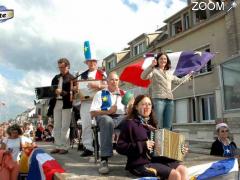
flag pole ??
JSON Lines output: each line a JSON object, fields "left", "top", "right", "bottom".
{"left": 171, "top": 74, "right": 193, "bottom": 93}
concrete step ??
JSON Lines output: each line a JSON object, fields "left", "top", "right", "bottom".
{"left": 189, "top": 147, "right": 210, "bottom": 155}
{"left": 188, "top": 138, "right": 214, "bottom": 149}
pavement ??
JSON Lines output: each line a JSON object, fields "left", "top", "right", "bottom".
{"left": 38, "top": 142, "right": 239, "bottom": 180}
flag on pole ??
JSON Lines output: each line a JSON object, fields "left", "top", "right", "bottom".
{"left": 120, "top": 51, "right": 214, "bottom": 88}
{"left": 188, "top": 158, "right": 239, "bottom": 180}
{"left": 28, "top": 148, "right": 65, "bottom": 180}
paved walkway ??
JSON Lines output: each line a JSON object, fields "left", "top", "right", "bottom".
{"left": 38, "top": 142, "right": 239, "bottom": 180}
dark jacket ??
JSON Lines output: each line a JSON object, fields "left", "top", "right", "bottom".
{"left": 48, "top": 72, "right": 75, "bottom": 110}
{"left": 210, "top": 138, "right": 237, "bottom": 157}
{"left": 116, "top": 118, "right": 151, "bottom": 170}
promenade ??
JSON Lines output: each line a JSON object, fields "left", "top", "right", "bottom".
{"left": 38, "top": 142, "right": 239, "bottom": 180}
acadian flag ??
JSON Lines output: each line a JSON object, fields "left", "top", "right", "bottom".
{"left": 120, "top": 51, "right": 214, "bottom": 88}
{"left": 188, "top": 158, "right": 239, "bottom": 180}
{"left": 28, "top": 148, "right": 65, "bottom": 180}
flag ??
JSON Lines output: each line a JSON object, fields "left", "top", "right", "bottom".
{"left": 188, "top": 158, "right": 239, "bottom": 180}
{"left": 120, "top": 51, "right": 214, "bottom": 88}
{"left": 28, "top": 148, "right": 65, "bottom": 180}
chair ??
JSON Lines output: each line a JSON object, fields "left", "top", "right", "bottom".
{"left": 92, "top": 118, "right": 100, "bottom": 163}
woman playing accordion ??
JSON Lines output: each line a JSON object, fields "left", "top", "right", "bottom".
{"left": 116, "top": 95, "right": 188, "bottom": 180}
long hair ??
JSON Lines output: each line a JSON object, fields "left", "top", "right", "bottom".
{"left": 127, "top": 94, "right": 157, "bottom": 128}
{"left": 155, "top": 52, "right": 171, "bottom": 70}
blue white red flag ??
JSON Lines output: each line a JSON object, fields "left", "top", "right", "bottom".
{"left": 120, "top": 51, "right": 214, "bottom": 88}
{"left": 28, "top": 148, "right": 65, "bottom": 180}
{"left": 188, "top": 158, "right": 239, "bottom": 180}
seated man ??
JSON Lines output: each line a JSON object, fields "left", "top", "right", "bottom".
{"left": 90, "top": 71, "right": 125, "bottom": 174}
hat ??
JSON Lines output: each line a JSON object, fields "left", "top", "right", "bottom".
{"left": 216, "top": 123, "right": 228, "bottom": 130}
{"left": 121, "top": 91, "right": 134, "bottom": 106}
{"left": 84, "top": 40, "right": 98, "bottom": 62}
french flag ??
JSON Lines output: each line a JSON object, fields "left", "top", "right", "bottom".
{"left": 120, "top": 51, "right": 214, "bottom": 88}
{"left": 28, "top": 148, "right": 65, "bottom": 180}
{"left": 188, "top": 158, "right": 239, "bottom": 180}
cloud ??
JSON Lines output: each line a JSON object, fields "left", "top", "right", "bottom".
{"left": 121, "top": 0, "right": 138, "bottom": 12}
{"left": 0, "top": 74, "right": 8, "bottom": 94}
{"left": 0, "top": 71, "right": 53, "bottom": 122}
{"left": 0, "top": 0, "right": 187, "bottom": 121}
{"left": 165, "top": 0, "right": 173, "bottom": 8}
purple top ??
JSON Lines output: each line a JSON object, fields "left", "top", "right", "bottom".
{"left": 116, "top": 118, "right": 152, "bottom": 170}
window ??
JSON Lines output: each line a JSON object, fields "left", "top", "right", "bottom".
{"left": 200, "top": 95, "right": 215, "bottom": 121}
{"left": 222, "top": 56, "right": 240, "bottom": 110}
{"left": 175, "top": 99, "right": 188, "bottom": 123}
{"left": 184, "top": 13, "right": 190, "bottom": 30}
{"left": 172, "top": 19, "right": 182, "bottom": 36}
{"left": 194, "top": 48, "right": 212, "bottom": 74}
{"left": 190, "top": 98, "right": 197, "bottom": 122}
{"left": 194, "top": 9, "right": 207, "bottom": 24}
{"left": 37, "top": 108, "right": 41, "bottom": 115}
{"left": 106, "top": 59, "right": 116, "bottom": 70}
{"left": 133, "top": 41, "right": 146, "bottom": 56}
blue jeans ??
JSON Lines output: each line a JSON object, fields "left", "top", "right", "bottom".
{"left": 96, "top": 115, "right": 124, "bottom": 157}
{"left": 153, "top": 98, "right": 174, "bottom": 129}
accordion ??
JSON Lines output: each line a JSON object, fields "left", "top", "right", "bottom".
{"left": 150, "top": 129, "right": 185, "bottom": 161}
{"left": 35, "top": 85, "right": 57, "bottom": 99}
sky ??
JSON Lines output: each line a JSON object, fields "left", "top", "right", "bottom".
{"left": 0, "top": 0, "right": 188, "bottom": 122}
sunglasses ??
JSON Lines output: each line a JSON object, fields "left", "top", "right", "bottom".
{"left": 220, "top": 130, "right": 229, "bottom": 133}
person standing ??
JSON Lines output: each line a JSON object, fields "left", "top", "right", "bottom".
{"left": 141, "top": 52, "right": 192, "bottom": 129}
{"left": 79, "top": 41, "right": 106, "bottom": 157}
{"left": 50, "top": 58, "right": 76, "bottom": 154}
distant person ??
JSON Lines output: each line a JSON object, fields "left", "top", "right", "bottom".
{"left": 1, "top": 124, "right": 32, "bottom": 161}
{"left": 141, "top": 52, "right": 192, "bottom": 129}
{"left": 210, "top": 123, "right": 238, "bottom": 157}
{"left": 116, "top": 95, "right": 188, "bottom": 180}
{"left": 35, "top": 123, "right": 44, "bottom": 141}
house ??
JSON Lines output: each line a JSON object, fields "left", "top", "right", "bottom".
{"left": 103, "top": 0, "right": 240, "bottom": 150}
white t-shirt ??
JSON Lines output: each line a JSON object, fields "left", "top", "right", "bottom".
{"left": 88, "top": 69, "right": 97, "bottom": 79}
{"left": 3, "top": 136, "right": 32, "bottom": 161}
{"left": 90, "top": 89, "right": 125, "bottom": 115}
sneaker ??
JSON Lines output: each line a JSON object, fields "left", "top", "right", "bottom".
{"left": 80, "top": 149, "right": 93, "bottom": 157}
{"left": 50, "top": 149, "right": 60, "bottom": 154}
{"left": 98, "top": 160, "right": 109, "bottom": 174}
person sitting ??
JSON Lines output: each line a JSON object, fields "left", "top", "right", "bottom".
{"left": 42, "top": 129, "right": 54, "bottom": 142}
{"left": 116, "top": 95, "right": 188, "bottom": 180}
{"left": 210, "top": 123, "right": 238, "bottom": 157}
{"left": 90, "top": 71, "right": 125, "bottom": 174}
{"left": 35, "top": 123, "right": 44, "bottom": 141}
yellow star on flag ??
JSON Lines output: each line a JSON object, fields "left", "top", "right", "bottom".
{"left": 102, "top": 96, "right": 108, "bottom": 102}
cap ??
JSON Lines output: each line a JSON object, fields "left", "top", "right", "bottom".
{"left": 216, "top": 123, "right": 228, "bottom": 130}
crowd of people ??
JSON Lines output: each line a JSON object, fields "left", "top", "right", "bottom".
{"left": 1, "top": 43, "right": 238, "bottom": 179}
{"left": 0, "top": 117, "right": 55, "bottom": 179}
